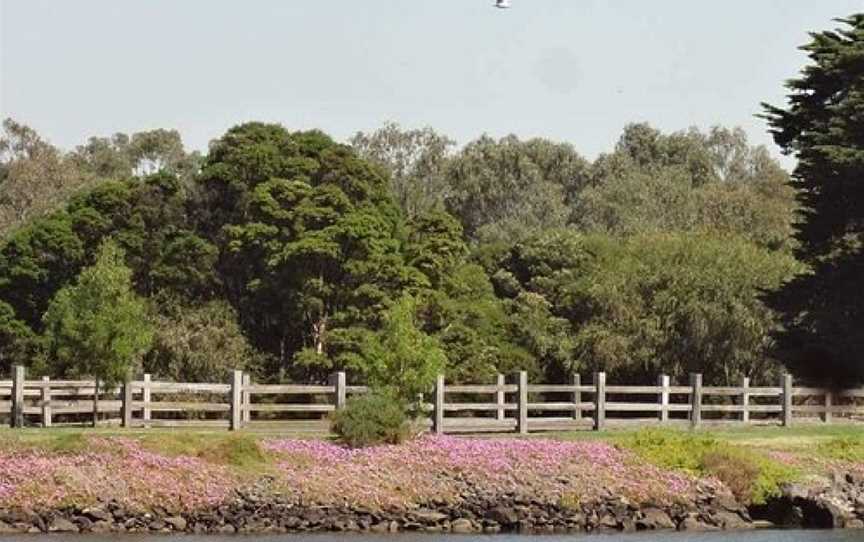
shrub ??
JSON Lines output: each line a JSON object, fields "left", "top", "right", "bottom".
{"left": 620, "top": 429, "right": 797, "bottom": 505}
{"left": 700, "top": 448, "right": 795, "bottom": 505}
{"left": 331, "top": 392, "right": 411, "bottom": 448}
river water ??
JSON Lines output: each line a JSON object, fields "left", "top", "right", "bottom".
{"left": 0, "top": 532, "right": 860, "bottom": 541}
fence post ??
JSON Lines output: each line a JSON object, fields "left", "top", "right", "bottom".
{"left": 11, "top": 365, "right": 24, "bottom": 429}
{"left": 689, "top": 373, "right": 702, "bottom": 428}
{"left": 332, "top": 371, "right": 347, "bottom": 411}
{"left": 593, "top": 371, "right": 606, "bottom": 431}
{"left": 496, "top": 374, "right": 505, "bottom": 422}
{"left": 142, "top": 374, "right": 151, "bottom": 428}
{"left": 242, "top": 373, "right": 252, "bottom": 424}
{"left": 41, "top": 376, "right": 52, "bottom": 428}
{"left": 781, "top": 373, "right": 793, "bottom": 427}
{"left": 516, "top": 371, "right": 528, "bottom": 435}
{"left": 823, "top": 390, "right": 833, "bottom": 424}
{"left": 433, "top": 375, "right": 445, "bottom": 435}
{"left": 230, "top": 370, "right": 243, "bottom": 431}
{"left": 572, "top": 373, "right": 582, "bottom": 421}
{"left": 658, "top": 374, "right": 669, "bottom": 423}
{"left": 121, "top": 375, "right": 133, "bottom": 428}
{"left": 741, "top": 376, "right": 750, "bottom": 423}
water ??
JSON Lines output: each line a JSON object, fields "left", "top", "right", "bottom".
{"left": 0, "top": 532, "right": 860, "bottom": 542}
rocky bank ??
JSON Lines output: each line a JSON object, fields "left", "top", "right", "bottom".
{"left": 0, "top": 478, "right": 754, "bottom": 535}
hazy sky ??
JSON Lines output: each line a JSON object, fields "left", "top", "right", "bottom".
{"left": 1, "top": 1, "right": 861, "bottom": 162}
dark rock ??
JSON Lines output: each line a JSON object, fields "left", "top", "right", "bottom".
{"left": 486, "top": 506, "right": 519, "bottom": 525}
{"left": 411, "top": 510, "right": 448, "bottom": 524}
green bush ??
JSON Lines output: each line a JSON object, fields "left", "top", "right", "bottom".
{"left": 619, "top": 429, "right": 797, "bottom": 505}
{"left": 330, "top": 392, "right": 411, "bottom": 448}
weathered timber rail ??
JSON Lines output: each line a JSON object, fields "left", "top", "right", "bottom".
{"left": 2, "top": 365, "right": 862, "bottom": 432}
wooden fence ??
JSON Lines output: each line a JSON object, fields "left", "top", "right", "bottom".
{"left": 2, "top": 366, "right": 863, "bottom": 432}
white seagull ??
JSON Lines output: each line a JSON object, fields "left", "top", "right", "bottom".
{"left": 494, "top": 0, "right": 511, "bottom": 8}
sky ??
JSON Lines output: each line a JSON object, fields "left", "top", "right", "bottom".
{"left": 1, "top": 1, "right": 861, "bottom": 164}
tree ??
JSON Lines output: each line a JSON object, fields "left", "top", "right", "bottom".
{"left": 0, "top": 171, "right": 218, "bottom": 341}
{"left": 71, "top": 133, "right": 134, "bottom": 180}
{"left": 351, "top": 123, "right": 455, "bottom": 218}
{"left": 762, "top": 14, "right": 864, "bottom": 384}
{"left": 344, "top": 294, "right": 447, "bottom": 403}
{"left": 406, "top": 209, "right": 528, "bottom": 381}
{"left": 493, "top": 230, "right": 801, "bottom": 384}
{"left": 145, "top": 300, "right": 263, "bottom": 383}
{"left": 0, "top": 119, "right": 90, "bottom": 237}
{"left": 574, "top": 124, "right": 797, "bottom": 250}
{"left": 0, "top": 301, "right": 43, "bottom": 376}
{"left": 200, "top": 123, "right": 422, "bottom": 378}
{"left": 444, "top": 134, "right": 589, "bottom": 244}
{"left": 72, "top": 128, "right": 201, "bottom": 183}
{"left": 42, "top": 241, "right": 153, "bottom": 425}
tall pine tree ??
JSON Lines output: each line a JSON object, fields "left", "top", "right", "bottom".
{"left": 763, "top": 14, "right": 864, "bottom": 384}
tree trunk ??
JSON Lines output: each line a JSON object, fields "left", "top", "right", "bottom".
{"left": 92, "top": 379, "right": 99, "bottom": 428}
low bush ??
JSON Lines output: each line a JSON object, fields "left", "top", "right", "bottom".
{"left": 619, "top": 429, "right": 797, "bottom": 505}
{"left": 330, "top": 392, "right": 411, "bottom": 448}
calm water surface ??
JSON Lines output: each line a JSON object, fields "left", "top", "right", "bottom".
{"left": 0, "top": 533, "right": 860, "bottom": 542}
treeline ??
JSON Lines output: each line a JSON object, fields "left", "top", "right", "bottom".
{"left": 0, "top": 118, "right": 800, "bottom": 387}
{"left": 0, "top": 15, "right": 860, "bottom": 388}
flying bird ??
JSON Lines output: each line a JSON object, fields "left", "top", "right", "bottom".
{"left": 494, "top": 0, "right": 511, "bottom": 8}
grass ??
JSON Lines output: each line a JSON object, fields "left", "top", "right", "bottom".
{"left": 0, "top": 422, "right": 860, "bottom": 470}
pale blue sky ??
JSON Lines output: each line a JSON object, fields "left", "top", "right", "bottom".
{"left": 1, "top": 1, "right": 861, "bottom": 162}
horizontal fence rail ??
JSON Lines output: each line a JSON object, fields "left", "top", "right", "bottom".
{"left": 2, "top": 365, "right": 863, "bottom": 433}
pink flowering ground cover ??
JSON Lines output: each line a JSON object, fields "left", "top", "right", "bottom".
{"left": 0, "top": 437, "right": 236, "bottom": 512}
{"left": 263, "top": 436, "right": 706, "bottom": 510}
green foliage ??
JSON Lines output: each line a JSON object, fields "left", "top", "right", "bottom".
{"left": 763, "top": 15, "right": 864, "bottom": 384}
{"left": 621, "top": 429, "right": 797, "bottom": 505}
{"left": 494, "top": 230, "right": 801, "bottom": 383}
{"left": 0, "top": 172, "right": 217, "bottom": 335}
{"left": 0, "top": 118, "right": 93, "bottom": 237}
{"left": 145, "top": 300, "right": 263, "bottom": 383}
{"left": 406, "top": 209, "right": 524, "bottom": 381}
{"left": 817, "top": 436, "right": 864, "bottom": 463}
{"left": 575, "top": 125, "right": 797, "bottom": 250}
{"left": 202, "top": 123, "right": 421, "bottom": 378}
{"left": 351, "top": 122, "right": 455, "bottom": 218}
{"left": 338, "top": 295, "right": 447, "bottom": 401}
{"left": 0, "top": 116, "right": 813, "bottom": 391}
{"left": 444, "top": 134, "right": 589, "bottom": 244}
{"left": 42, "top": 240, "right": 153, "bottom": 385}
{"left": 0, "top": 300, "right": 44, "bottom": 374}
{"left": 330, "top": 391, "right": 411, "bottom": 448}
